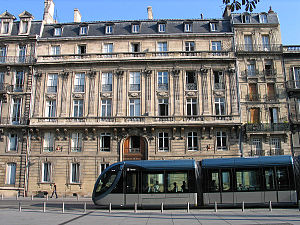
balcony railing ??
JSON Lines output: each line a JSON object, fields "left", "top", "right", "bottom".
{"left": 245, "top": 123, "right": 290, "bottom": 132}
{"left": 236, "top": 44, "right": 282, "bottom": 52}
{"left": 0, "top": 56, "right": 36, "bottom": 64}
{"left": 245, "top": 94, "right": 260, "bottom": 101}
{"left": 186, "top": 83, "right": 197, "bottom": 91}
{"left": 286, "top": 80, "right": 300, "bottom": 90}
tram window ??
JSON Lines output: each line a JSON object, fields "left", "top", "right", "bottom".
{"left": 276, "top": 167, "right": 290, "bottom": 190}
{"left": 167, "top": 172, "right": 188, "bottom": 193}
{"left": 208, "top": 171, "right": 220, "bottom": 192}
{"left": 265, "top": 168, "right": 275, "bottom": 190}
{"left": 142, "top": 173, "right": 164, "bottom": 193}
{"left": 236, "top": 169, "right": 261, "bottom": 191}
{"left": 221, "top": 171, "right": 231, "bottom": 191}
{"left": 126, "top": 172, "right": 139, "bottom": 194}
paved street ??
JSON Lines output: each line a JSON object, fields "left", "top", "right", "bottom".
{"left": 0, "top": 199, "right": 300, "bottom": 225}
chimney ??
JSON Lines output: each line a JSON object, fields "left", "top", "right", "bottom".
{"left": 223, "top": 5, "right": 232, "bottom": 19}
{"left": 74, "top": 8, "right": 81, "bottom": 23}
{"left": 147, "top": 6, "right": 153, "bottom": 20}
{"left": 43, "top": 0, "right": 55, "bottom": 24}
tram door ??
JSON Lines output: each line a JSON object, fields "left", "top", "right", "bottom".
{"left": 124, "top": 170, "right": 140, "bottom": 206}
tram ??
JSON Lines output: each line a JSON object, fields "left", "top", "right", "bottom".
{"left": 92, "top": 155, "right": 298, "bottom": 207}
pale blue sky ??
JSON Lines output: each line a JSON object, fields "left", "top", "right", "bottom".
{"left": 1, "top": 0, "right": 299, "bottom": 45}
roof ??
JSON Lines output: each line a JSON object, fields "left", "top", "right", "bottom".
{"left": 41, "top": 19, "right": 232, "bottom": 38}
{"left": 202, "top": 155, "right": 293, "bottom": 169}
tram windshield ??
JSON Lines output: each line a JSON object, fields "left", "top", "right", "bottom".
{"left": 94, "top": 165, "right": 121, "bottom": 197}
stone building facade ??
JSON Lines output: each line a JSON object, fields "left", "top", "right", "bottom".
{"left": 0, "top": 0, "right": 296, "bottom": 197}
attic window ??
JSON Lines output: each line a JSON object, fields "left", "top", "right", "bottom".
{"left": 132, "top": 24, "right": 140, "bottom": 33}
{"left": 2, "top": 22, "right": 9, "bottom": 34}
{"left": 54, "top": 27, "right": 62, "bottom": 36}
{"left": 80, "top": 26, "right": 88, "bottom": 35}
{"left": 184, "top": 23, "right": 192, "bottom": 32}
{"left": 242, "top": 14, "right": 251, "bottom": 23}
{"left": 259, "top": 14, "right": 268, "bottom": 23}
{"left": 105, "top": 25, "right": 113, "bottom": 34}
{"left": 210, "top": 22, "right": 217, "bottom": 32}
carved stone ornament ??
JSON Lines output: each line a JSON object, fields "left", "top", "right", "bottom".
{"left": 129, "top": 92, "right": 140, "bottom": 98}
{"left": 72, "top": 93, "right": 84, "bottom": 99}
{"left": 157, "top": 91, "right": 169, "bottom": 97}
{"left": 100, "top": 92, "right": 112, "bottom": 98}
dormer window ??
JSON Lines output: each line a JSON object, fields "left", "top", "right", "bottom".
{"left": 54, "top": 27, "right": 62, "bottom": 36}
{"left": 158, "top": 23, "right": 166, "bottom": 33}
{"left": 80, "top": 26, "right": 88, "bottom": 35}
{"left": 2, "top": 22, "right": 9, "bottom": 34}
{"left": 210, "top": 22, "right": 217, "bottom": 32}
{"left": 21, "top": 21, "right": 28, "bottom": 34}
{"left": 105, "top": 25, "right": 113, "bottom": 34}
{"left": 132, "top": 24, "right": 140, "bottom": 33}
{"left": 184, "top": 23, "right": 192, "bottom": 32}
{"left": 242, "top": 14, "right": 251, "bottom": 23}
{"left": 259, "top": 14, "right": 268, "bottom": 23}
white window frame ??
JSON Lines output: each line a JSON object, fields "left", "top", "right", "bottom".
{"left": 70, "top": 163, "right": 80, "bottom": 183}
{"left": 101, "top": 99, "right": 112, "bottom": 117}
{"left": 100, "top": 133, "right": 111, "bottom": 152}
{"left": 8, "top": 133, "right": 18, "bottom": 151}
{"left": 129, "top": 99, "right": 140, "bottom": 117}
{"left": 43, "top": 132, "right": 54, "bottom": 152}
{"left": 216, "top": 131, "right": 227, "bottom": 151}
{"left": 42, "top": 162, "right": 51, "bottom": 183}
{"left": 158, "top": 132, "right": 169, "bottom": 152}
{"left": 158, "top": 23, "right": 166, "bottom": 32}
{"left": 6, "top": 163, "right": 16, "bottom": 185}
{"left": 71, "top": 133, "right": 82, "bottom": 152}
{"left": 187, "top": 132, "right": 198, "bottom": 151}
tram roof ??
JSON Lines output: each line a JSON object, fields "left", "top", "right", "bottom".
{"left": 202, "top": 156, "right": 294, "bottom": 169}
{"left": 122, "top": 159, "right": 196, "bottom": 170}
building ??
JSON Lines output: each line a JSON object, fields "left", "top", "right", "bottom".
{"left": 0, "top": 0, "right": 296, "bottom": 197}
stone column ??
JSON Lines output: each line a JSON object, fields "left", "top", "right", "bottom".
{"left": 116, "top": 70, "right": 124, "bottom": 116}
{"left": 172, "top": 69, "right": 180, "bottom": 116}
{"left": 59, "top": 71, "right": 69, "bottom": 117}
{"left": 200, "top": 68, "right": 209, "bottom": 115}
{"left": 87, "top": 70, "right": 96, "bottom": 116}
{"left": 144, "top": 69, "right": 152, "bottom": 116}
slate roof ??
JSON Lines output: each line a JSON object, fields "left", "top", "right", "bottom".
{"left": 41, "top": 19, "right": 233, "bottom": 38}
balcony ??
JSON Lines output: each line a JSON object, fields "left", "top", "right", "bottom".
{"left": 236, "top": 44, "right": 282, "bottom": 52}
{"left": 0, "top": 56, "right": 36, "bottom": 65}
{"left": 245, "top": 123, "right": 290, "bottom": 133}
{"left": 286, "top": 80, "right": 300, "bottom": 92}
{"left": 245, "top": 94, "right": 260, "bottom": 101}
{"left": 37, "top": 50, "right": 235, "bottom": 64}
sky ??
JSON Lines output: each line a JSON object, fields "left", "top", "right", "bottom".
{"left": 1, "top": 0, "right": 299, "bottom": 45}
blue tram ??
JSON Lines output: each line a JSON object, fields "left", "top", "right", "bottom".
{"left": 92, "top": 155, "right": 298, "bottom": 206}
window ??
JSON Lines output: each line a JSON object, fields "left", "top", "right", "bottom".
{"left": 101, "top": 99, "right": 112, "bottom": 117}
{"left": 186, "top": 98, "right": 197, "bottom": 116}
{"left": 21, "top": 21, "right": 28, "bottom": 34}
{"left": 2, "top": 22, "right": 9, "bottom": 34}
{"left": 252, "top": 138, "right": 262, "bottom": 155}
{"left": 100, "top": 133, "right": 111, "bottom": 152}
{"left": 129, "top": 99, "right": 140, "bottom": 116}
{"left": 42, "top": 162, "right": 51, "bottom": 182}
{"left": 157, "top": 42, "right": 167, "bottom": 52}
{"left": 80, "top": 26, "right": 88, "bottom": 35}
{"left": 8, "top": 133, "right": 18, "bottom": 151}
{"left": 269, "top": 108, "right": 278, "bottom": 124}
{"left": 74, "top": 73, "right": 85, "bottom": 92}
{"left": 188, "top": 132, "right": 198, "bottom": 151}
{"left": 100, "top": 163, "right": 109, "bottom": 174}
{"left": 259, "top": 14, "right": 268, "bottom": 23}
{"left": 14, "top": 71, "right": 24, "bottom": 92}
{"left": 211, "top": 41, "right": 221, "bottom": 51}
{"left": 71, "top": 163, "right": 80, "bottom": 183}
{"left": 132, "top": 24, "right": 140, "bottom": 33}
{"left": 102, "top": 72, "right": 112, "bottom": 92}
{"left": 77, "top": 45, "right": 86, "bottom": 54}
{"left": 51, "top": 45, "right": 60, "bottom": 55}
{"left": 158, "top": 23, "right": 166, "bottom": 32}
{"left": 142, "top": 173, "right": 164, "bottom": 193}
{"left": 247, "top": 61, "right": 256, "bottom": 77}
{"left": 11, "top": 98, "right": 21, "bottom": 124}
{"left": 105, "top": 25, "right": 113, "bottom": 34}
{"left": 214, "top": 71, "right": 224, "bottom": 90}
{"left": 244, "top": 35, "right": 253, "bottom": 51}
{"left": 18, "top": 45, "right": 26, "bottom": 63}
{"left": 158, "top": 99, "right": 168, "bottom": 116}
{"left": 73, "top": 99, "right": 84, "bottom": 117}
{"left": 44, "top": 132, "right": 54, "bottom": 152}
{"left": 131, "top": 43, "right": 140, "bottom": 53}
{"left": 236, "top": 169, "right": 261, "bottom": 191}
{"left": 103, "top": 43, "right": 113, "bottom": 53}
{"left": 71, "top": 133, "right": 82, "bottom": 152}
{"left": 47, "top": 74, "right": 58, "bottom": 93}
{"left": 0, "top": 46, "right": 6, "bottom": 62}
{"left": 210, "top": 22, "right": 217, "bottom": 32}
{"left": 129, "top": 72, "right": 140, "bottom": 91}
{"left": 216, "top": 131, "right": 227, "bottom": 150}
{"left": 158, "top": 132, "right": 169, "bottom": 152}
{"left": 242, "top": 14, "right": 251, "bottom": 23}
{"left": 186, "top": 71, "right": 197, "bottom": 90}
{"left": 157, "top": 71, "right": 168, "bottom": 90}
{"left": 262, "top": 35, "right": 270, "bottom": 51}
{"left": 54, "top": 27, "right": 62, "bottom": 36}
{"left": 167, "top": 172, "right": 188, "bottom": 193}
{"left": 184, "top": 23, "right": 192, "bottom": 32}
{"left": 45, "top": 100, "right": 56, "bottom": 118}
{"left": 215, "top": 97, "right": 225, "bottom": 115}
{"left": 6, "top": 163, "right": 16, "bottom": 185}
{"left": 271, "top": 138, "right": 281, "bottom": 155}
{"left": 185, "top": 41, "right": 195, "bottom": 51}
